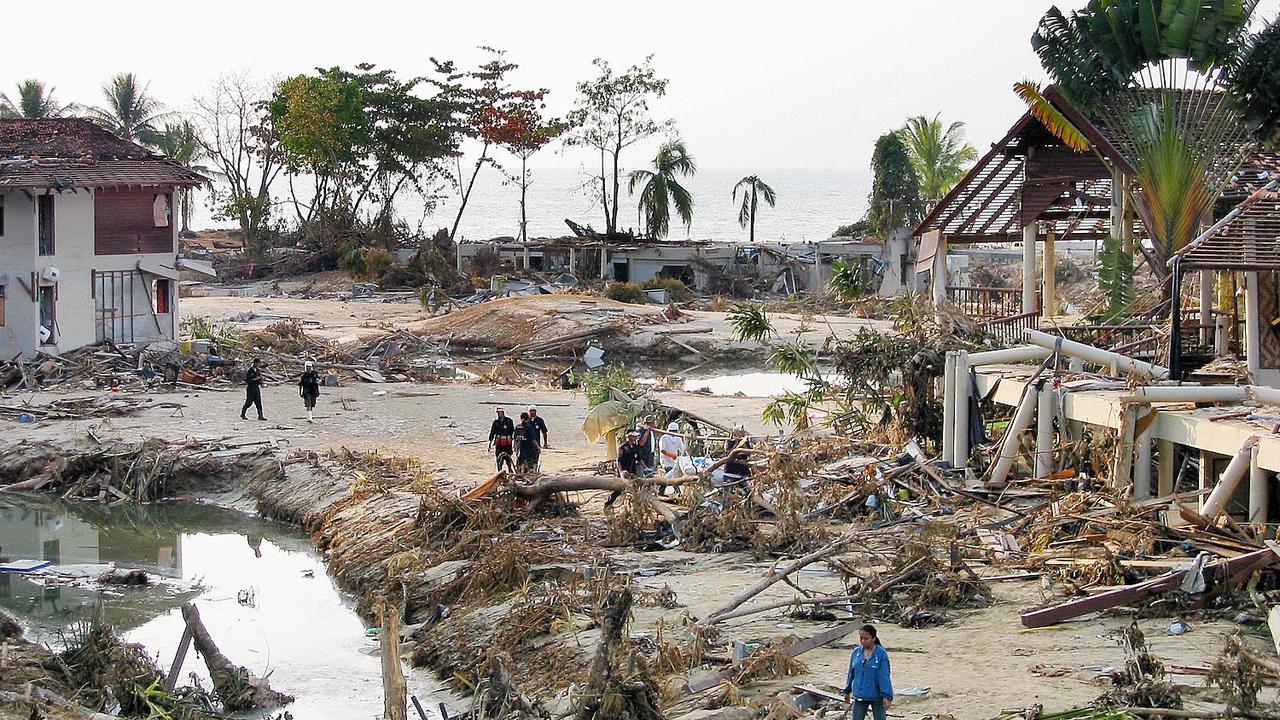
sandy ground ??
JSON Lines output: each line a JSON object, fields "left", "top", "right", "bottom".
{"left": 6, "top": 374, "right": 1270, "bottom": 718}
{"left": 179, "top": 293, "right": 892, "bottom": 356}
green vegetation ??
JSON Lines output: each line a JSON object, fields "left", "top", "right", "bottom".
{"left": 604, "top": 281, "right": 649, "bottom": 304}
{"left": 828, "top": 258, "right": 875, "bottom": 301}
{"left": 732, "top": 174, "right": 777, "bottom": 244}
{"left": 628, "top": 138, "right": 696, "bottom": 238}
{"left": 577, "top": 364, "right": 637, "bottom": 408}
{"left": 898, "top": 113, "right": 977, "bottom": 203}
{"left": 0, "top": 79, "right": 68, "bottom": 118}
{"left": 87, "top": 73, "right": 171, "bottom": 145}
{"left": 640, "top": 277, "right": 692, "bottom": 302}
{"left": 865, "top": 132, "right": 925, "bottom": 238}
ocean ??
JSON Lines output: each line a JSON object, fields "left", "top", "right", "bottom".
{"left": 189, "top": 167, "right": 871, "bottom": 244}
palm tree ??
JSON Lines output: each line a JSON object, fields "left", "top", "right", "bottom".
{"left": 898, "top": 114, "right": 977, "bottom": 203}
{"left": 0, "top": 80, "right": 68, "bottom": 119}
{"left": 155, "top": 121, "right": 213, "bottom": 234}
{"left": 627, "top": 139, "right": 696, "bottom": 238}
{"left": 732, "top": 175, "right": 777, "bottom": 244}
{"left": 88, "top": 73, "right": 171, "bottom": 145}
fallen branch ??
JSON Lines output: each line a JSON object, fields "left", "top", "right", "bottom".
{"left": 698, "top": 535, "right": 855, "bottom": 627}
{"left": 180, "top": 602, "right": 293, "bottom": 711}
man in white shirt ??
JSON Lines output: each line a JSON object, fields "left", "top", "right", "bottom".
{"left": 658, "top": 421, "right": 689, "bottom": 493}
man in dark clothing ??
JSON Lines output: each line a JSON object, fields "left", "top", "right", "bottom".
{"left": 721, "top": 424, "right": 753, "bottom": 491}
{"left": 527, "top": 405, "right": 549, "bottom": 448}
{"left": 488, "top": 407, "right": 516, "bottom": 472}
{"left": 516, "top": 411, "right": 541, "bottom": 472}
{"left": 605, "top": 431, "right": 645, "bottom": 508}
{"left": 636, "top": 418, "right": 657, "bottom": 477}
{"left": 299, "top": 360, "right": 321, "bottom": 423}
{"left": 240, "top": 358, "right": 265, "bottom": 421}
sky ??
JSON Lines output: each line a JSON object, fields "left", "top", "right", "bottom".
{"left": 3, "top": 0, "right": 1279, "bottom": 174}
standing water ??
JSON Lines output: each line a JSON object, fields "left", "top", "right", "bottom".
{"left": 0, "top": 497, "right": 453, "bottom": 719}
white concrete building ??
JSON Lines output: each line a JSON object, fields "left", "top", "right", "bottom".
{"left": 0, "top": 119, "right": 204, "bottom": 360}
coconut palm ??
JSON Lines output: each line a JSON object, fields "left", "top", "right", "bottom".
{"left": 628, "top": 138, "right": 696, "bottom": 238}
{"left": 88, "top": 73, "right": 172, "bottom": 145}
{"left": 155, "top": 121, "right": 214, "bottom": 234}
{"left": 898, "top": 114, "right": 977, "bottom": 203}
{"left": 0, "top": 79, "right": 68, "bottom": 119}
{"left": 732, "top": 175, "right": 777, "bottom": 244}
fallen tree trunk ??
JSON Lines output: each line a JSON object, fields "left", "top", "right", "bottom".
{"left": 698, "top": 535, "right": 855, "bottom": 627}
{"left": 379, "top": 599, "right": 407, "bottom": 720}
{"left": 574, "top": 587, "right": 663, "bottom": 720}
{"left": 180, "top": 602, "right": 293, "bottom": 711}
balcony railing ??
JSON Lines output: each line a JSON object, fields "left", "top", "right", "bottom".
{"left": 946, "top": 285, "right": 1021, "bottom": 320}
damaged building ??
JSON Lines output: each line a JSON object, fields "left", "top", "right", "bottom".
{"left": 0, "top": 118, "right": 206, "bottom": 360}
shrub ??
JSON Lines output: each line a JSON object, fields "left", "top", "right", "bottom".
{"left": 604, "top": 281, "right": 648, "bottom": 304}
{"left": 641, "top": 277, "right": 693, "bottom": 302}
{"left": 339, "top": 247, "right": 395, "bottom": 281}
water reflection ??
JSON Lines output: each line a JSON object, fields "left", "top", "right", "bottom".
{"left": 0, "top": 496, "right": 453, "bottom": 720}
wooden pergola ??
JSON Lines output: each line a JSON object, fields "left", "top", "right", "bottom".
{"left": 1171, "top": 179, "right": 1280, "bottom": 380}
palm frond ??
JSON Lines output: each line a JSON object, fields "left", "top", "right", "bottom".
{"left": 1014, "top": 81, "right": 1093, "bottom": 152}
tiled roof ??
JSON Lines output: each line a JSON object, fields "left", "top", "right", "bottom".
{"left": 0, "top": 118, "right": 205, "bottom": 189}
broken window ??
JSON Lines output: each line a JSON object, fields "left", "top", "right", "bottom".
{"left": 38, "top": 285, "right": 55, "bottom": 343}
{"left": 37, "top": 194, "right": 54, "bottom": 255}
{"left": 154, "top": 278, "right": 171, "bottom": 314}
{"left": 153, "top": 193, "right": 171, "bottom": 228}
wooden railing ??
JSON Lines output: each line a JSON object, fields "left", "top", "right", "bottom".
{"left": 947, "top": 285, "right": 1021, "bottom": 320}
{"left": 979, "top": 310, "right": 1042, "bottom": 347}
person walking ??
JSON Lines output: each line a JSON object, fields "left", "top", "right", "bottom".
{"left": 299, "top": 360, "right": 321, "bottom": 422}
{"left": 842, "top": 624, "right": 894, "bottom": 720}
{"left": 527, "top": 405, "right": 549, "bottom": 448}
{"left": 240, "top": 358, "right": 265, "bottom": 421}
{"left": 488, "top": 407, "right": 515, "bottom": 472}
{"left": 516, "top": 411, "right": 541, "bottom": 472}
{"left": 605, "top": 430, "right": 645, "bottom": 509}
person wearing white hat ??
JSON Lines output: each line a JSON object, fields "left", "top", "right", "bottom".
{"left": 527, "top": 404, "right": 549, "bottom": 449}
{"left": 658, "top": 421, "right": 689, "bottom": 487}
{"left": 298, "top": 360, "right": 321, "bottom": 423}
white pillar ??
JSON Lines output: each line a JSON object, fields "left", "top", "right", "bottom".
{"left": 456, "top": 244, "right": 465, "bottom": 274}
{"left": 812, "top": 241, "right": 826, "bottom": 298}
{"left": 1246, "top": 271, "right": 1262, "bottom": 376}
{"left": 600, "top": 245, "right": 609, "bottom": 280}
{"left": 953, "top": 350, "right": 970, "bottom": 468}
{"left": 1215, "top": 315, "right": 1231, "bottom": 357}
{"left": 1250, "top": 443, "right": 1270, "bottom": 527}
{"left": 989, "top": 384, "right": 1038, "bottom": 487}
{"left": 931, "top": 235, "right": 948, "bottom": 305}
{"left": 569, "top": 247, "right": 577, "bottom": 275}
{"left": 1202, "top": 437, "right": 1258, "bottom": 521}
{"left": 522, "top": 244, "right": 531, "bottom": 271}
{"left": 942, "top": 352, "right": 957, "bottom": 465}
{"left": 1158, "top": 438, "right": 1175, "bottom": 497}
{"left": 1022, "top": 223, "right": 1037, "bottom": 313}
{"left": 1035, "top": 381, "right": 1054, "bottom": 478}
{"left": 1134, "top": 413, "right": 1153, "bottom": 500}
{"left": 1042, "top": 231, "right": 1056, "bottom": 317}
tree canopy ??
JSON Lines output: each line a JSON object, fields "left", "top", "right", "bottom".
{"left": 0, "top": 80, "right": 68, "bottom": 119}
{"left": 628, "top": 138, "right": 696, "bottom": 239}
{"left": 898, "top": 114, "right": 977, "bottom": 203}
{"left": 866, "top": 132, "right": 925, "bottom": 237}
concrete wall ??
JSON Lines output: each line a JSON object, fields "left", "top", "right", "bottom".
{"left": 0, "top": 189, "right": 179, "bottom": 359}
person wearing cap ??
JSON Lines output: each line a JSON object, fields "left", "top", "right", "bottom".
{"left": 636, "top": 418, "right": 657, "bottom": 475}
{"left": 488, "top": 407, "right": 516, "bottom": 471}
{"left": 721, "top": 424, "right": 754, "bottom": 489}
{"left": 299, "top": 360, "right": 321, "bottom": 423}
{"left": 658, "top": 421, "right": 689, "bottom": 485}
{"left": 527, "top": 405, "right": 549, "bottom": 449}
{"left": 606, "top": 429, "right": 645, "bottom": 508}
{"left": 240, "top": 358, "right": 266, "bottom": 421}
{"left": 515, "top": 411, "right": 541, "bottom": 472}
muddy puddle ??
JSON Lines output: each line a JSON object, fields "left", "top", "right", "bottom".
{"left": 0, "top": 496, "right": 452, "bottom": 719}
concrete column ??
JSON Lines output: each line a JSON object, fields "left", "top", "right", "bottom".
{"left": 522, "top": 244, "right": 531, "bottom": 271}
{"left": 1199, "top": 271, "right": 1214, "bottom": 346}
{"left": 569, "top": 247, "right": 577, "bottom": 275}
{"left": 942, "top": 352, "right": 957, "bottom": 465}
{"left": 1035, "top": 381, "right": 1054, "bottom": 478}
{"left": 1134, "top": 413, "right": 1153, "bottom": 500}
{"left": 953, "top": 350, "right": 970, "bottom": 468}
{"left": 989, "top": 384, "right": 1038, "bottom": 487}
{"left": 455, "top": 245, "right": 465, "bottom": 274}
{"left": 1022, "top": 223, "right": 1038, "bottom": 313}
{"left": 812, "top": 242, "right": 826, "bottom": 298}
{"left": 1216, "top": 315, "right": 1231, "bottom": 357}
{"left": 1246, "top": 271, "right": 1261, "bottom": 376}
{"left": 1250, "top": 443, "right": 1270, "bottom": 527}
{"left": 1042, "top": 231, "right": 1056, "bottom": 316}
{"left": 1113, "top": 403, "right": 1136, "bottom": 494}
{"left": 1158, "top": 439, "right": 1175, "bottom": 497}
{"left": 600, "top": 245, "right": 608, "bottom": 280}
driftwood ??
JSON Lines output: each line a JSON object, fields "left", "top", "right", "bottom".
{"left": 1020, "top": 548, "right": 1276, "bottom": 628}
{"left": 682, "top": 622, "right": 860, "bottom": 694}
{"left": 380, "top": 599, "right": 407, "bottom": 720}
{"left": 485, "top": 654, "right": 545, "bottom": 718}
{"left": 698, "top": 536, "right": 855, "bottom": 627}
{"left": 575, "top": 587, "right": 653, "bottom": 720}
{"left": 180, "top": 602, "right": 293, "bottom": 711}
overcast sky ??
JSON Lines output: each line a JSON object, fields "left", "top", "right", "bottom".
{"left": 5, "top": 0, "right": 1278, "bottom": 172}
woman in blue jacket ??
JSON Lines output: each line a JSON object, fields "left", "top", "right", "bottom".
{"left": 842, "top": 624, "right": 893, "bottom": 720}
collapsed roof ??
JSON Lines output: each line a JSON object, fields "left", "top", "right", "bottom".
{"left": 0, "top": 118, "right": 206, "bottom": 191}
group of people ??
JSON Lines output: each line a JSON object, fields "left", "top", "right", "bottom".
{"left": 238, "top": 358, "right": 323, "bottom": 423}
{"left": 607, "top": 420, "right": 755, "bottom": 508}
{"left": 487, "top": 405, "right": 549, "bottom": 473}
